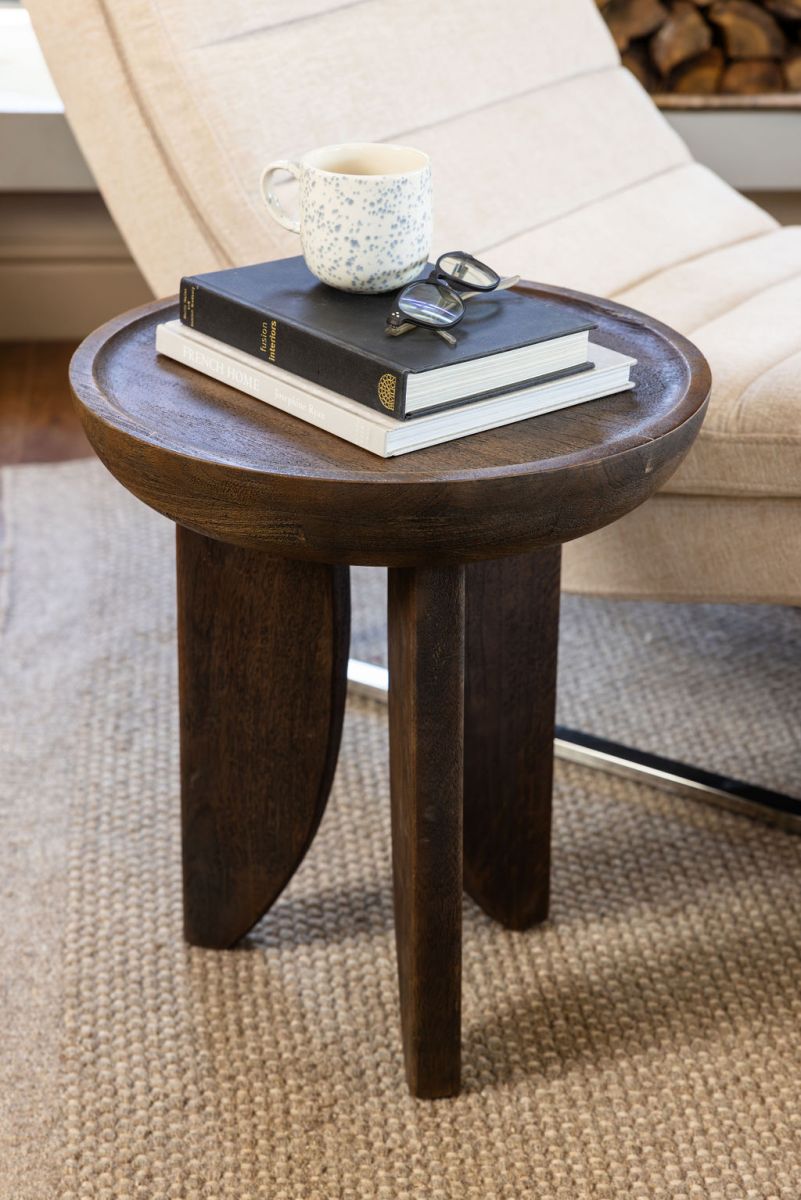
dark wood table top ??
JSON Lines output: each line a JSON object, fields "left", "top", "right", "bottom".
{"left": 70, "top": 283, "right": 710, "bottom": 566}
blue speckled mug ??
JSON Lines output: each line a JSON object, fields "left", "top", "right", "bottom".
{"left": 259, "top": 142, "right": 432, "bottom": 294}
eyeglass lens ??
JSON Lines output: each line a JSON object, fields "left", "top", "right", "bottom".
{"left": 437, "top": 253, "right": 499, "bottom": 289}
{"left": 398, "top": 281, "right": 464, "bottom": 328}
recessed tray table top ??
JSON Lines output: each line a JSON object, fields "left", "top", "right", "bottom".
{"left": 70, "top": 282, "right": 709, "bottom": 567}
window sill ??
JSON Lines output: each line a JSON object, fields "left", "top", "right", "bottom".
{"left": 0, "top": 9, "right": 94, "bottom": 190}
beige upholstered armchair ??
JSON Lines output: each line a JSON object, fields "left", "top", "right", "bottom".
{"left": 26, "top": 0, "right": 800, "bottom": 610}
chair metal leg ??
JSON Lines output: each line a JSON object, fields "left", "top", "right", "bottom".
{"left": 346, "top": 659, "right": 801, "bottom": 834}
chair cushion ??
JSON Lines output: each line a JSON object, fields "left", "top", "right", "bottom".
{"left": 490, "top": 169, "right": 799, "bottom": 501}
{"left": 562, "top": 493, "right": 801, "bottom": 605}
{"left": 617, "top": 227, "right": 801, "bottom": 499}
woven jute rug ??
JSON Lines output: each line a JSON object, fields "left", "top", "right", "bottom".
{"left": 1, "top": 459, "right": 800, "bottom": 1200}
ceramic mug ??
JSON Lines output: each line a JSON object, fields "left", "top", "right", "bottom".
{"left": 259, "top": 142, "right": 432, "bottom": 294}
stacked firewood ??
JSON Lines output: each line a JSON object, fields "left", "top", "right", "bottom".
{"left": 597, "top": 0, "right": 801, "bottom": 96}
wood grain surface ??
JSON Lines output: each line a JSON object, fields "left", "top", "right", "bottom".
{"left": 388, "top": 566, "right": 464, "bottom": 1098}
{"left": 177, "top": 527, "right": 350, "bottom": 948}
{"left": 1, "top": 342, "right": 89, "bottom": 465}
{"left": 0, "top": 341, "right": 91, "bottom": 564}
{"left": 464, "top": 549, "right": 561, "bottom": 929}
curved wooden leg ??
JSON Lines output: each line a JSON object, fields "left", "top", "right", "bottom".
{"left": 176, "top": 527, "right": 350, "bottom": 948}
{"left": 464, "top": 548, "right": 561, "bottom": 930}
{"left": 388, "top": 566, "right": 464, "bottom": 1099}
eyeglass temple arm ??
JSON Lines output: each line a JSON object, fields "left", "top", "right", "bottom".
{"left": 386, "top": 323, "right": 457, "bottom": 345}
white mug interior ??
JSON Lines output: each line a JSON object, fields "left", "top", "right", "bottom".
{"left": 302, "top": 142, "right": 429, "bottom": 178}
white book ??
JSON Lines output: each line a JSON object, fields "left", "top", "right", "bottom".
{"left": 155, "top": 320, "right": 636, "bottom": 458}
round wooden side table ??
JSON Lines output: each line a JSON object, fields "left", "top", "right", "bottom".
{"left": 70, "top": 283, "right": 710, "bottom": 1099}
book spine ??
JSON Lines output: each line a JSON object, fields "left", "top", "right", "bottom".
{"left": 156, "top": 322, "right": 391, "bottom": 457}
{"left": 180, "top": 278, "right": 408, "bottom": 419}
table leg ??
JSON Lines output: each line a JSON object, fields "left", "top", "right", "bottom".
{"left": 388, "top": 566, "right": 464, "bottom": 1098}
{"left": 176, "top": 527, "right": 350, "bottom": 948}
{"left": 464, "top": 547, "right": 561, "bottom": 930}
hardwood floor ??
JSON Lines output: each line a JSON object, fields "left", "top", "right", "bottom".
{"left": 0, "top": 342, "right": 91, "bottom": 466}
{"left": 0, "top": 342, "right": 91, "bottom": 557}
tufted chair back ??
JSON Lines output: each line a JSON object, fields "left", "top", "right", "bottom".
{"left": 25, "top": 0, "right": 769, "bottom": 296}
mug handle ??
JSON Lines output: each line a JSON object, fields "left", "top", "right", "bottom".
{"left": 260, "top": 160, "right": 301, "bottom": 234}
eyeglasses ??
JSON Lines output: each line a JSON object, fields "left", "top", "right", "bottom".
{"left": 385, "top": 251, "right": 520, "bottom": 346}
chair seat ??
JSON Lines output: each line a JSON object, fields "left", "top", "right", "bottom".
{"left": 617, "top": 226, "right": 801, "bottom": 500}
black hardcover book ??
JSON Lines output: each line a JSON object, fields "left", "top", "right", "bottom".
{"left": 180, "top": 256, "right": 594, "bottom": 420}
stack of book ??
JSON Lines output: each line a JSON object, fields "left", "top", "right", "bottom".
{"left": 156, "top": 256, "right": 635, "bottom": 457}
